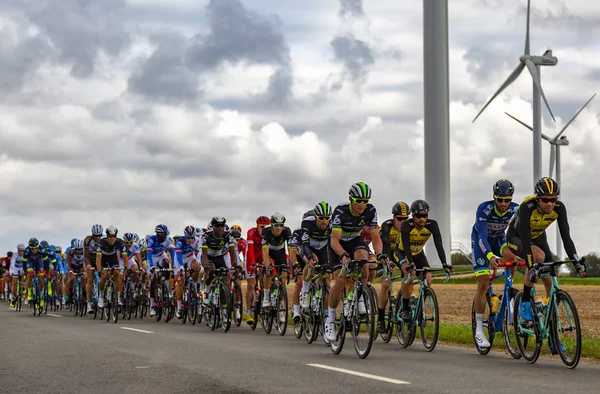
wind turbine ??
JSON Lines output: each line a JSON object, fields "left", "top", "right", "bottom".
{"left": 472, "top": 0, "right": 558, "bottom": 184}
{"left": 505, "top": 93, "right": 596, "bottom": 258}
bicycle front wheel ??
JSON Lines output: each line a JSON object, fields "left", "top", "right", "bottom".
{"left": 420, "top": 287, "right": 440, "bottom": 351}
{"left": 111, "top": 287, "right": 119, "bottom": 324}
{"left": 380, "top": 294, "right": 394, "bottom": 343}
{"left": 352, "top": 286, "right": 376, "bottom": 359}
{"left": 231, "top": 283, "right": 243, "bottom": 327}
{"left": 275, "top": 285, "right": 288, "bottom": 336}
{"left": 503, "top": 294, "right": 521, "bottom": 359}
{"left": 220, "top": 283, "right": 232, "bottom": 333}
{"left": 395, "top": 294, "right": 415, "bottom": 348}
{"left": 553, "top": 290, "right": 582, "bottom": 369}
{"left": 513, "top": 292, "right": 541, "bottom": 364}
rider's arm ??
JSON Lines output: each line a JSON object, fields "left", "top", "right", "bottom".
{"left": 474, "top": 203, "right": 494, "bottom": 261}
{"left": 555, "top": 202, "right": 579, "bottom": 260}
{"left": 201, "top": 247, "right": 209, "bottom": 266}
{"left": 369, "top": 226, "right": 383, "bottom": 255}
{"left": 400, "top": 221, "right": 415, "bottom": 264}
{"left": 380, "top": 221, "right": 392, "bottom": 256}
{"left": 67, "top": 252, "right": 73, "bottom": 272}
{"left": 175, "top": 238, "right": 183, "bottom": 268}
{"left": 95, "top": 251, "right": 102, "bottom": 271}
{"left": 330, "top": 230, "right": 345, "bottom": 257}
{"left": 518, "top": 201, "right": 535, "bottom": 268}
{"left": 229, "top": 245, "right": 238, "bottom": 266}
{"left": 246, "top": 230, "right": 255, "bottom": 265}
{"left": 146, "top": 238, "right": 154, "bottom": 270}
{"left": 428, "top": 220, "right": 448, "bottom": 266}
{"left": 300, "top": 226, "right": 313, "bottom": 262}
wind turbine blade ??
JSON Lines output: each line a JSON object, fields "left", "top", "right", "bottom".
{"left": 504, "top": 112, "right": 553, "bottom": 141}
{"left": 525, "top": 0, "right": 531, "bottom": 55}
{"left": 554, "top": 93, "right": 597, "bottom": 141}
{"left": 472, "top": 63, "right": 525, "bottom": 123}
{"left": 525, "top": 59, "right": 556, "bottom": 122}
{"left": 549, "top": 145, "right": 556, "bottom": 178}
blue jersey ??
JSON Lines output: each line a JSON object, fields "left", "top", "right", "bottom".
{"left": 471, "top": 200, "right": 518, "bottom": 261}
{"left": 147, "top": 235, "right": 174, "bottom": 268}
{"left": 175, "top": 236, "right": 201, "bottom": 266}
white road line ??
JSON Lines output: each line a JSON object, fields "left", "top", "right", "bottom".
{"left": 47, "top": 313, "right": 62, "bottom": 318}
{"left": 120, "top": 327, "right": 154, "bottom": 334}
{"left": 307, "top": 364, "right": 410, "bottom": 385}
{"left": 135, "top": 366, "right": 149, "bottom": 369}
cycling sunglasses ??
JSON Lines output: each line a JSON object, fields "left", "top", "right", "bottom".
{"left": 351, "top": 197, "right": 369, "bottom": 205}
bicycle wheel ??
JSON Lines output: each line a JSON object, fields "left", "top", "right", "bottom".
{"left": 320, "top": 287, "right": 330, "bottom": 346}
{"left": 553, "top": 290, "right": 581, "bottom": 369}
{"left": 395, "top": 294, "right": 415, "bottom": 348}
{"left": 250, "top": 291, "right": 260, "bottom": 331}
{"left": 352, "top": 286, "right": 375, "bottom": 359}
{"left": 220, "top": 283, "right": 232, "bottom": 333}
{"left": 330, "top": 288, "right": 346, "bottom": 355}
{"left": 369, "top": 285, "right": 379, "bottom": 341}
{"left": 275, "top": 285, "right": 288, "bottom": 336}
{"left": 471, "top": 294, "right": 495, "bottom": 355}
{"left": 188, "top": 283, "right": 198, "bottom": 325}
{"left": 163, "top": 283, "right": 173, "bottom": 323}
{"left": 503, "top": 295, "right": 522, "bottom": 359}
{"left": 303, "top": 286, "right": 316, "bottom": 343}
{"left": 420, "top": 287, "right": 440, "bottom": 351}
{"left": 513, "top": 292, "right": 541, "bottom": 364}
{"left": 380, "top": 294, "right": 394, "bottom": 343}
{"left": 207, "top": 294, "right": 218, "bottom": 331}
{"left": 111, "top": 286, "right": 119, "bottom": 323}
{"left": 231, "top": 283, "right": 243, "bottom": 327}
{"left": 105, "top": 291, "right": 111, "bottom": 322}
{"left": 260, "top": 292, "right": 274, "bottom": 335}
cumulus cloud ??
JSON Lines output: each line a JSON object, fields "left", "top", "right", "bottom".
{"left": 330, "top": 34, "right": 375, "bottom": 86}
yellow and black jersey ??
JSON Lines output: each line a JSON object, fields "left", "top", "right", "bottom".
{"left": 399, "top": 218, "right": 447, "bottom": 265}
{"left": 380, "top": 218, "right": 401, "bottom": 256}
{"left": 507, "top": 195, "right": 577, "bottom": 262}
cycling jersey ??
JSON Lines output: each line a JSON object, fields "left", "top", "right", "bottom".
{"left": 262, "top": 226, "right": 292, "bottom": 268}
{"left": 23, "top": 248, "right": 48, "bottom": 271}
{"left": 175, "top": 236, "right": 201, "bottom": 270}
{"left": 95, "top": 238, "right": 126, "bottom": 268}
{"left": 289, "top": 227, "right": 303, "bottom": 263}
{"left": 147, "top": 235, "right": 174, "bottom": 269}
{"left": 472, "top": 200, "right": 518, "bottom": 260}
{"left": 235, "top": 238, "right": 247, "bottom": 259}
{"left": 331, "top": 202, "right": 378, "bottom": 241}
{"left": 507, "top": 195, "right": 578, "bottom": 267}
{"left": 399, "top": 218, "right": 447, "bottom": 266}
{"left": 84, "top": 235, "right": 102, "bottom": 266}
{"left": 246, "top": 227, "right": 264, "bottom": 267}
{"left": 121, "top": 243, "right": 142, "bottom": 269}
{"left": 10, "top": 252, "right": 25, "bottom": 276}
{"left": 300, "top": 216, "right": 330, "bottom": 256}
{"left": 380, "top": 218, "right": 402, "bottom": 257}
{"left": 201, "top": 231, "right": 235, "bottom": 258}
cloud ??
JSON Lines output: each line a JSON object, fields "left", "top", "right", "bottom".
{"left": 339, "top": 0, "right": 365, "bottom": 18}
{"left": 330, "top": 34, "right": 375, "bottom": 86}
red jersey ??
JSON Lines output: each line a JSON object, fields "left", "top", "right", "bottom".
{"left": 361, "top": 227, "right": 372, "bottom": 244}
{"left": 246, "top": 227, "right": 264, "bottom": 267}
{"left": 236, "top": 238, "right": 248, "bottom": 259}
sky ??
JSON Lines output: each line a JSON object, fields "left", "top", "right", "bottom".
{"left": 1, "top": 0, "right": 599, "bottom": 257}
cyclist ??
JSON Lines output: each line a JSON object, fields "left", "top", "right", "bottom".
{"left": 173, "top": 225, "right": 202, "bottom": 319}
{"left": 122, "top": 232, "right": 144, "bottom": 308}
{"left": 84, "top": 224, "right": 103, "bottom": 309}
{"left": 245, "top": 215, "right": 270, "bottom": 324}
{"left": 298, "top": 204, "right": 332, "bottom": 318}
{"left": 1, "top": 252, "right": 12, "bottom": 300}
{"left": 96, "top": 226, "right": 127, "bottom": 308}
{"left": 65, "top": 239, "right": 87, "bottom": 311}
{"left": 46, "top": 245, "right": 60, "bottom": 306}
{"left": 261, "top": 213, "right": 292, "bottom": 312}
{"left": 231, "top": 225, "right": 247, "bottom": 273}
{"left": 398, "top": 199, "right": 453, "bottom": 322}
{"left": 289, "top": 219, "right": 306, "bottom": 323}
{"left": 9, "top": 246, "right": 25, "bottom": 307}
{"left": 377, "top": 200, "right": 409, "bottom": 333}
{"left": 147, "top": 224, "right": 174, "bottom": 317}
{"left": 506, "top": 177, "right": 585, "bottom": 323}
{"left": 23, "top": 238, "right": 50, "bottom": 305}
{"left": 200, "top": 217, "right": 238, "bottom": 318}
{"left": 325, "top": 182, "right": 385, "bottom": 341}
{"left": 471, "top": 179, "right": 519, "bottom": 347}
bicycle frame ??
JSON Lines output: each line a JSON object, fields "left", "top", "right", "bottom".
{"left": 489, "top": 261, "right": 526, "bottom": 332}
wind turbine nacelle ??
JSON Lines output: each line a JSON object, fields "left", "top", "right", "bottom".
{"left": 556, "top": 136, "right": 569, "bottom": 146}
{"left": 531, "top": 55, "right": 558, "bottom": 66}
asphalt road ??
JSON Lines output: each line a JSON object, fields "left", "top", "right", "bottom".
{"left": 1, "top": 302, "right": 599, "bottom": 394}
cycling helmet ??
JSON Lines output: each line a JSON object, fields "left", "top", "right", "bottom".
{"left": 7, "top": 251, "right": 13, "bottom": 257}
{"left": 70, "top": 238, "right": 77, "bottom": 247}
{"left": 231, "top": 224, "right": 242, "bottom": 233}
{"left": 138, "top": 238, "right": 147, "bottom": 251}
{"left": 155, "top": 224, "right": 168, "bottom": 235}
{"left": 106, "top": 225, "right": 118, "bottom": 236}
{"left": 303, "top": 210, "right": 315, "bottom": 219}
{"left": 195, "top": 227, "right": 203, "bottom": 236}
{"left": 73, "top": 239, "right": 84, "bottom": 249}
{"left": 211, "top": 217, "right": 227, "bottom": 226}
{"left": 29, "top": 238, "right": 40, "bottom": 248}
{"left": 206, "top": 223, "right": 213, "bottom": 231}
{"left": 49, "top": 245, "right": 56, "bottom": 252}
{"left": 123, "top": 233, "right": 135, "bottom": 242}
{"left": 184, "top": 225, "right": 196, "bottom": 237}
{"left": 535, "top": 177, "right": 560, "bottom": 197}
{"left": 256, "top": 216, "right": 271, "bottom": 226}
{"left": 91, "top": 224, "right": 103, "bottom": 236}
{"left": 270, "top": 212, "right": 286, "bottom": 224}
{"left": 493, "top": 179, "right": 515, "bottom": 197}
{"left": 313, "top": 202, "right": 332, "bottom": 217}
{"left": 392, "top": 201, "right": 410, "bottom": 217}
{"left": 40, "top": 240, "right": 49, "bottom": 250}
{"left": 349, "top": 182, "right": 372, "bottom": 199}
{"left": 231, "top": 229, "right": 241, "bottom": 239}
{"left": 55, "top": 246, "right": 62, "bottom": 253}
{"left": 132, "top": 233, "right": 140, "bottom": 243}
{"left": 410, "top": 199, "right": 430, "bottom": 215}
{"left": 17, "top": 243, "right": 26, "bottom": 251}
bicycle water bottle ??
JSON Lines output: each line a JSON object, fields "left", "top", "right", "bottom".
{"left": 490, "top": 295, "right": 500, "bottom": 314}
{"left": 534, "top": 295, "right": 544, "bottom": 317}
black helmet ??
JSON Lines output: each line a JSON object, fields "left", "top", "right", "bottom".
{"left": 410, "top": 199, "right": 430, "bottom": 215}
{"left": 535, "top": 177, "right": 560, "bottom": 197}
{"left": 302, "top": 210, "right": 315, "bottom": 219}
{"left": 392, "top": 201, "right": 409, "bottom": 217}
{"left": 493, "top": 179, "right": 514, "bottom": 197}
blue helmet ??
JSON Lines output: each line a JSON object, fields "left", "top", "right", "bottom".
{"left": 40, "top": 240, "right": 49, "bottom": 250}
{"left": 155, "top": 224, "right": 168, "bottom": 235}
{"left": 49, "top": 245, "right": 56, "bottom": 252}
{"left": 493, "top": 179, "right": 514, "bottom": 197}
{"left": 29, "top": 238, "right": 40, "bottom": 249}
{"left": 70, "top": 238, "right": 77, "bottom": 247}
